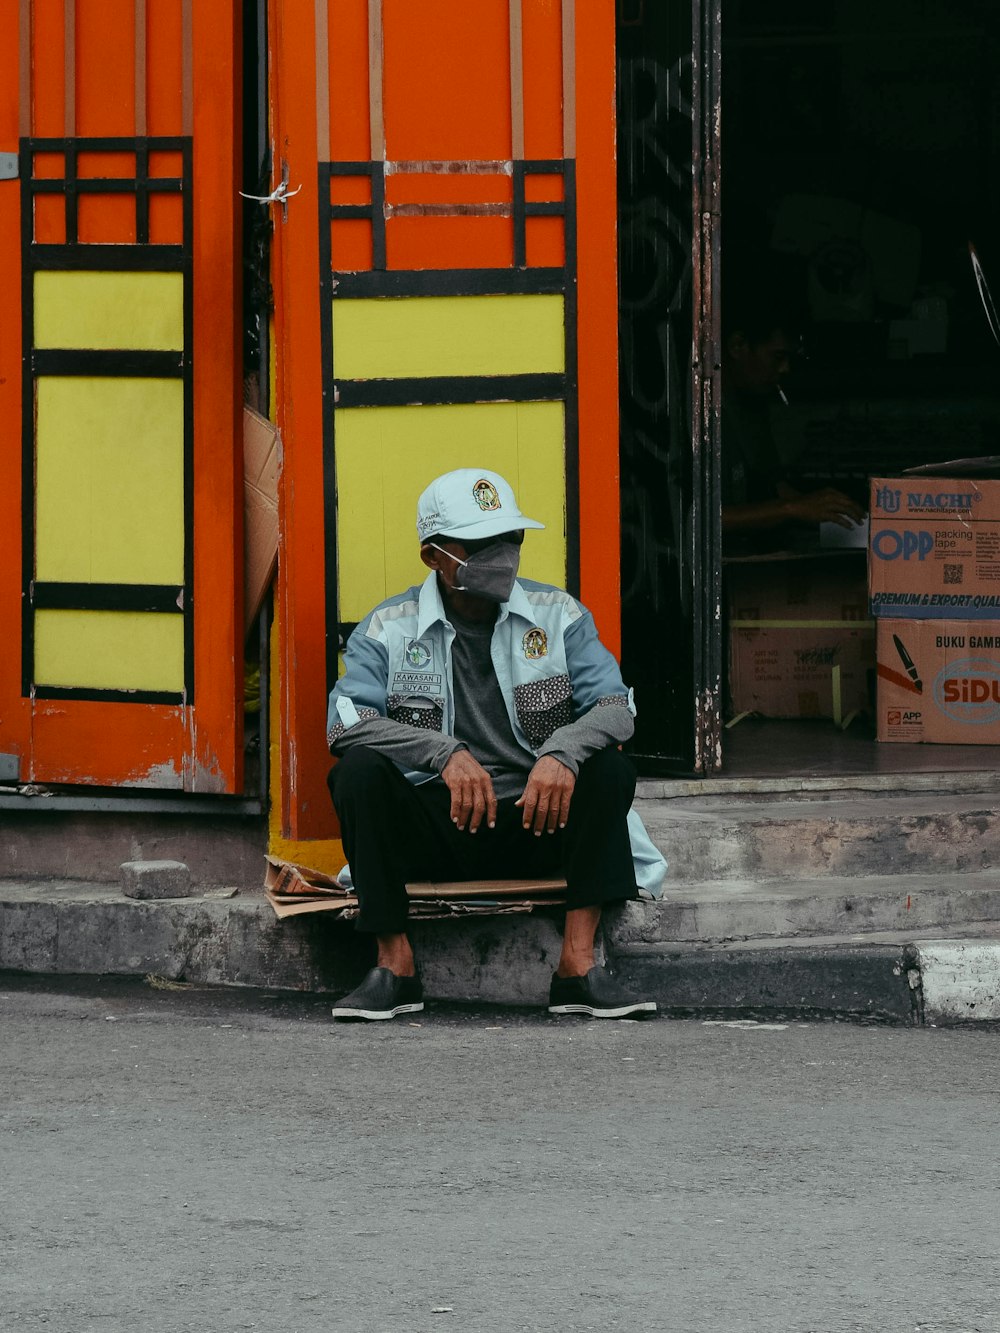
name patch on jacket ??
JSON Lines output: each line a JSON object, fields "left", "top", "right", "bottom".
{"left": 391, "top": 671, "right": 442, "bottom": 696}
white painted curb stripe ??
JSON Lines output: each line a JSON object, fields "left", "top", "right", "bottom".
{"left": 913, "top": 941, "right": 1000, "bottom": 1022}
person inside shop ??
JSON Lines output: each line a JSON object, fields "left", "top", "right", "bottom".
{"left": 722, "top": 288, "right": 865, "bottom": 553}
{"left": 325, "top": 467, "right": 658, "bottom": 1023}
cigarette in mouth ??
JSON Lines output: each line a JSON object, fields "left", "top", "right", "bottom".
{"left": 777, "top": 386, "right": 790, "bottom": 407}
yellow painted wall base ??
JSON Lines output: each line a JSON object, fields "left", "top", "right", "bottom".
{"left": 267, "top": 594, "right": 344, "bottom": 875}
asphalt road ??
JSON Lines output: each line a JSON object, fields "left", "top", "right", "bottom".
{"left": 2, "top": 975, "right": 998, "bottom": 1333}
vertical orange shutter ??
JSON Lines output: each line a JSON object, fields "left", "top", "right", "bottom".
{"left": 0, "top": 0, "right": 242, "bottom": 791}
{"left": 271, "top": 0, "right": 618, "bottom": 840}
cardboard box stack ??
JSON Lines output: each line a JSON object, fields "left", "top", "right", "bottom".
{"left": 869, "top": 476, "right": 1000, "bottom": 743}
{"left": 727, "top": 556, "right": 874, "bottom": 723}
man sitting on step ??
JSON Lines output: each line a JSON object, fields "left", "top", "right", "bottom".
{"left": 326, "top": 467, "right": 658, "bottom": 1022}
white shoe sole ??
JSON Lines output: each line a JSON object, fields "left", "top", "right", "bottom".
{"left": 548, "top": 1001, "right": 657, "bottom": 1018}
{"left": 331, "top": 1001, "right": 424, "bottom": 1021}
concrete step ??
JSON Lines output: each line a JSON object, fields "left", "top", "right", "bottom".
{"left": 634, "top": 772, "right": 1000, "bottom": 801}
{"left": 611, "top": 871, "right": 1000, "bottom": 946}
{"left": 634, "top": 791, "right": 1000, "bottom": 884}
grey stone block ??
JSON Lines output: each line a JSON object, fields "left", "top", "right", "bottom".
{"left": 120, "top": 860, "right": 192, "bottom": 900}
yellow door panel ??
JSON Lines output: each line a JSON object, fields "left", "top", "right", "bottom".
{"left": 34, "top": 272, "right": 184, "bottom": 351}
{"left": 35, "top": 377, "right": 185, "bottom": 584}
{"left": 333, "top": 294, "right": 565, "bottom": 379}
{"left": 335, "top": 400, "right": 566, "bottom": 622}
{"left": 34, "top": 610, "right": 184, "bottom": 692}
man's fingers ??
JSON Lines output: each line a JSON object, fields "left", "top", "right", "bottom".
{"left": 451, "top": 770, "right": 494, "bottom": 835}
{"left": 519, "top": 785, "right": 537, "bottom": 829}
{"left": 518, "top": 781, "right": 561, "bottom": 831}
{"left": 513, "top": 760, "right": 578, "bottom": 834}
{"left": 468, "top": 784, "right": 487, "bottom": 834}
{"left": 444, "top": 752, "right": 496, "bottom": 831}
{"left": 800, "top": 490, "right": 866, "bottom": 528}
{"left": 455, "top": 780, "right": 474, "bottom": 831}
{"left": 532, "top": 791, "right": 550, "bottom": 835}
{"left": 557, "top": 783, "right": 574, "bottom": 829}
{"left": 832, "top": 507, "right": 865, "bottom": 527}
{"left": 545, "top": 791, "right": 561, "bottom": 834}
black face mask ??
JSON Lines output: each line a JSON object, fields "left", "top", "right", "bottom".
{"left": 430, "top": 540, "right": 522, "bottom": 603}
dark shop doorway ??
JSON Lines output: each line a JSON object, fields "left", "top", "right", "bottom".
{"left": 618, "top": 0, "right": 1000, "bottom": 781}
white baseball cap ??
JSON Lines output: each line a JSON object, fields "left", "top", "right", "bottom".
{"left": 416, "top": 468, "right": 545, "bottom": 542}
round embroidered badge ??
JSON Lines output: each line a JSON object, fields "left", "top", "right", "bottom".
{"left": 523, "top": 627, "right": 548, "bottom": 659}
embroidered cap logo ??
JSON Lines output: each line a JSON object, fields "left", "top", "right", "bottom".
{"left": 473, "top": 479, "right": 501, "bottom": 512}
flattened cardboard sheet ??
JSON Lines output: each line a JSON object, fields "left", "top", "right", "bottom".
{"left": 243, "top": 407, "right": 281, "bottom": 627}
{"left": 264, "top": 856, "right": 566, "bottom": 920}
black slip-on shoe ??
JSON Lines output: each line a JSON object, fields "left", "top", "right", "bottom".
{"left": 548, "top": 965, "right": 657, "bottom": 1019}
{"left": 331, "top": 967, "right": 424, "bottom": 1021}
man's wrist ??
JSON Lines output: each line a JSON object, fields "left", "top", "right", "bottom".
{"left": 536, "top": 748, "right": 577, "bottom": 776}
{"left": 435, "top": 740, "right": 468, "bottom": 773}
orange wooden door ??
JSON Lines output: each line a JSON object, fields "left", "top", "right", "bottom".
{"left": 270, "top": 0, "right": 618, "bottom": 841}
{"left": 0, "top": 1, "right": 243, "bottom": 791}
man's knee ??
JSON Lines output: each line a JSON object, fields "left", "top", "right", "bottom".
{"left": 575, "top": 747, "right": 636, "bottom": 803}
{"left": 327, "top": 746, "right": 398, "bottom": 810}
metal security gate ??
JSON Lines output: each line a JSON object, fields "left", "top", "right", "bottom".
{"left": 617, "top": 0, "right": 723, "bottom": 775}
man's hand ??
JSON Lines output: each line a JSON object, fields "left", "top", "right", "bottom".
{"left": 515, "top": 755, "right": 576, "bottom": 836}
{"left": 785, "top": 488, "right": 866, "bottom": 529}
{"left": 442, "top": 749, "right": 497, "bottom": 833}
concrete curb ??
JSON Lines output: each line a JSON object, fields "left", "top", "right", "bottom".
{"left": 3, "top": 879, "right": 988, "bottom": 1021}
{"left": 0, "top": 881, "right": 566, "bottom": 1005}
{"left": 903, "top": 940, "right": 1000, "bottom": 1023}
{"left": 610, "top": 941, "right": 915, "bottom": 1022}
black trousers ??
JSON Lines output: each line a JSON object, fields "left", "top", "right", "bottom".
{"left": 327, "top": 746, "right": 639, "bottom": 935}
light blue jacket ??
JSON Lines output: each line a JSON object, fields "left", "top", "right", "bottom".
{"left": 327, "top": 572, "right": 667, "bottom": 895}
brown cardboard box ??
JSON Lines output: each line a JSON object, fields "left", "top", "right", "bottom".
{"left": 727, "top": 555, "right": 869, "bottom": 623}
{"left": 730, "top": 625, "right": 874, "bottom": 720}
{"left": 727, "top": 556, "right": 874, "bottom": 720}
{"left": 869, "top": 476, "right": 1000, "bottom": 619}
{"left": 876, "top": 618, "right": 1000, "bottom": 743}
{"left": 243, "top": 407, "right": 281, "bottom": 627}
